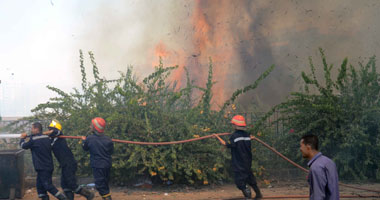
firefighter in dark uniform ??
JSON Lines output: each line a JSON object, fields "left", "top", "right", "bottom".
{"left": 82, "top": 117, "right": 114, "bottom": 200}
{"left": 45, "top": 120, "right": 95, "bottom": 200}
{"left": 20, "top": 122, "right": 68, "bottom": 200}
{"left": 225, "top": 115, "right": 262, "bottom": 200}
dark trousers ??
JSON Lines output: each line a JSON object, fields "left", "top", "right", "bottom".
{"left": 234, "top": 170, "right": 258, "bottom": 190}
{"left": 92, "top": 167, "right": 111, "bottom": 196}
{"left": 61, "top": 165, "right": 80, "bottom": 193}
{"left": 36, "top": 170, "right": 59, "bottom": 197}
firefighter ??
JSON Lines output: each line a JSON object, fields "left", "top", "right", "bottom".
{"left": 45, "top": 120, "right": 95, "bottom": 200}
{"left": 20, "top": 122, "right": 68, "bottom": 200}
{"left": 225, "top": 115, "right": 262, "bottom": 200}
{"left": 82, "top": 117, "right": 114, "bottom": 200}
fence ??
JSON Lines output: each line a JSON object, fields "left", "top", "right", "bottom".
{"left": 229, "top": 111, "right": 287, "bottom": 135}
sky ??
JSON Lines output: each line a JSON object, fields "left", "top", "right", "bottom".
{"left": 1, "top": 0, "right": 380, "bottom": 117}
{"left": 0, "top": 1, "right": 76, "bottom": 116}
{"left": 0, "top": 0, "right": 186, "bottom": 117}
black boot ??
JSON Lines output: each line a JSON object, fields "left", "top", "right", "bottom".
{"left": 55, "top": 192, "right": 68, "bottom": 200}
{"left": 102, "top": 194, "right": 112, "bottom": 200}
{"left": 64, "top": 190, "right": 74, "bottom": 200}
{"left": 78, "top": 188, "right": 95, "bottom": 200}
{"left": 241, "top": 186, "right": 252, "bottom": 200}
{"left": 252, "top": 184, "right": 263, "bottom": 200}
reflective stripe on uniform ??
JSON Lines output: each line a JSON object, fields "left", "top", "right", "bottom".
{"left": 32, "top": 135, "right": 49, "bottom": 140}
{"left": 51, "top": 137, "right": 58, "bottom": 146}
{"left": 233, "top": 137, "right": 251, "bottom": 143}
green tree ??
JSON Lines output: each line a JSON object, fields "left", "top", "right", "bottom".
{"left": 27, "top": 51, "right": 274, "bottom": 185}
{"left": 276, "top": 48, "right": 380, "bottom": 180}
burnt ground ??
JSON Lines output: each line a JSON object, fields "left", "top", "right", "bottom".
{"left": 21, "top": 181, "right": 380, "bottom": 200}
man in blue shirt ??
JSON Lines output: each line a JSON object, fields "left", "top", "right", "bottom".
{"left": 300, "top": 134, "right": 339, "bottom": 200}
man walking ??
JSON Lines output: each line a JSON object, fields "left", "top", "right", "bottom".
{"left": 225, "top": 115, "right": 262, "bottom": 200}
{"left": 20, "top": 122, "right": 67, "bottom": 200}
{"left": 45, "top": 119, "right": 95, "bottom": 200}
{"left": 82, "top": 117, "right": 114, "bottom": 200}
{"left": 300, "top": 134, "right": 340, "bottom": 200}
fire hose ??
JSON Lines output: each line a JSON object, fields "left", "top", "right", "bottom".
{"left": 54, "top": 133, "right": 380, "bottom": 196}
{"left": 250, "top": 136, "right": 380, "bottom": 195}
{"left": 226, "top": 195, "right": 380, "bottom": 199}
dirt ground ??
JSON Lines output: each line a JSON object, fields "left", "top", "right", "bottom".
{"left": 21, "top": 181, "right": 380, "bottom": 200}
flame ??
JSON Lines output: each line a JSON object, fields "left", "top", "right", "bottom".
{"left": 149, "top": 1, "right": 244, "bottom": 108}
{"left": 189, "top": 0, "right": 236, "bottom": 107}
{"left": 155, "top": 41, "right": 169, "bottom": 58}
{"left": 152, "top": 41, "right": 186, "bottom": 87}
{"left": 192, "top": 3, "right": 211, "bottom": 52}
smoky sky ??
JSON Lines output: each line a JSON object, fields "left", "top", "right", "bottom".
{"left": 2, "top": 0, "right": 380, "bottom": 116}
{"left": 184, "top": 0, "right": 380, "bottom": 109}
{"left": 58, "top": 0, "right": 380, "bottom": 110}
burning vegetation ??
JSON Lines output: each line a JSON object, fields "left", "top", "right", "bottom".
{"left": 20, "top": 50, "right": 273, "bottom": 185}
{"left": 1, "top": 0, "right": 380, "bottom": 187}
{"left": 2, "top": 48, "right": 379, "bottom": 186}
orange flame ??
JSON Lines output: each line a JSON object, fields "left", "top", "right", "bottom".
{"left": 155, "top": 41, "right": 169, "bottom": 58}
{"left": 149, "top": 1, "right": 242, "bottom": 109}
{"left": 152, "top": 41, "right": 186, "bottom": 87}
{"left": 189, "top": 0, "right": 235, "bottom": 107}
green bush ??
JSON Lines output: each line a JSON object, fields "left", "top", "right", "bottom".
{"left": 275, "top": 48, "right": 380, "bottom": 181}
{"left": 29, "top": 50, "right": 274, "bottom": 185}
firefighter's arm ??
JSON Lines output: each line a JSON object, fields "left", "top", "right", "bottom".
{"left": 226, "top": 137, "right": 236, "bottom": 148}
{"left": 82, "top": 136, "right": 89, "bottom": 151}
{"left": 43, "top": 130, "right": 53, "bottom": 135}
{"left": 19, "top": 133, "right": 32, "bottom": 149}
{"left": 43, "top": 130, "right": 56, "bottom": 138}
{"left": 43, "top": 130, "right": 63, "bottom": 138}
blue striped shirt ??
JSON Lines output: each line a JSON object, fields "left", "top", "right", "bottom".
{"left": 307, "top": 152, "right": 340, "bottom": 200}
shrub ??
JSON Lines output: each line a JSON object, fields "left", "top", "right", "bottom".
{"left": 29, "top": 50, "right": 274, "bottom": 185}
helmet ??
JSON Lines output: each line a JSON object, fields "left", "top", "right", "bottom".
{"left": 49, "top": 119, "right": 62, "bottom": 131}
{"left": 231, "top": 115, "right": 246, "bottom": 127}
{"left": 92, "top": 117, "right": 106, "bottom": 133}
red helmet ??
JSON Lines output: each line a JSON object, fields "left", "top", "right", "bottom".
{"left": 231, "top": 115, "right": 246, "bottom": 127}
{"left": 92, "top": 117, "right": 106, "bottom": 133}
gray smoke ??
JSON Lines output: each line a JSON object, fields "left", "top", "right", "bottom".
{"left": 74, "top": 0, "right": 380, "bottom": 110}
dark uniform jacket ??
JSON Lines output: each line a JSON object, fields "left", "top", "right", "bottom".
{"left": 226, "top": 130, "right": 252, "bottom": 172}
{"left": 82, "top": 132, "right": 114, "bottom": 168}
{"left": 20, "top": 133, "right": 54, "bottom": 171}
{"left": 50, "top": 130, "right": 77, "bottom": 168}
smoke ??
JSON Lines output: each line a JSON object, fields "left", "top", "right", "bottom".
{"left": 74, "top": 0, "right": 380, "bottom": 110}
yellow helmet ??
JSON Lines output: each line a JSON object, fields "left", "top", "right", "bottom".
{"left": 49, "top": 119, "right": 62, "bottom": 131}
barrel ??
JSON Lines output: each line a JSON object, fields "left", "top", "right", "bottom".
{"left": 0, "top": 149, "right": 25, "bottom": 199}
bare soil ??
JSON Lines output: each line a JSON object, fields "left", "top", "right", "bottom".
{"left": 21, "top": 181, "right": 380, "bottom": 200}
